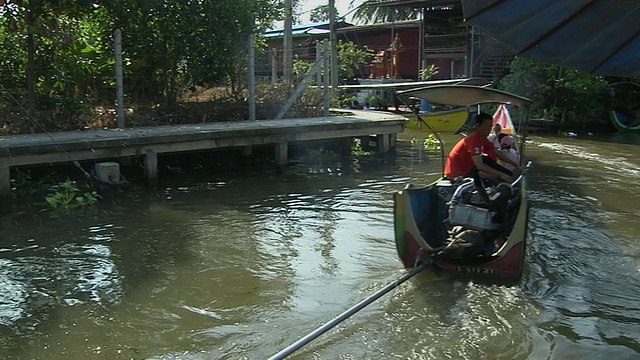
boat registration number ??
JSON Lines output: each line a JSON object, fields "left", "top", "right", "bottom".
{"left": 456, "top": 266, "right": 496, "bottom": 274}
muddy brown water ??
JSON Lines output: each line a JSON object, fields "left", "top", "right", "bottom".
{"left": 1, "top": 131, "right": 639, "bottom": 359}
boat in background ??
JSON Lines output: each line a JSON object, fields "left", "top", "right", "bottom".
{"left": 492, "top": 104, "right": 515, "bottom": 135}
{"left": 610, "top": 111, "right": 640, "bottom": 133}
{"left": 405, "top": 108, "right": 468, "bottom": 133}
{"left": 610, "top": 82, "right": 640, "bottom": 133}
{"left": 394, "top": 85, "right": 532, "bottom": 282}
{"left": 339, "top": 78, "right": 490, "bottom": 133}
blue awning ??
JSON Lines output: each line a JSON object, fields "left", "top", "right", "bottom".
{"left": 462, "top": 0, "right": 640, "bottom": 78}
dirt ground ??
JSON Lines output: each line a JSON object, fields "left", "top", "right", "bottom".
{"left": 0, "top": 85, "right": 327, "bottom": 136}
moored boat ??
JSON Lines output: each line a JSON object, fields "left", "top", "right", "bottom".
{"left": 394, "top": 85, "right": 532, "bottom": 282}
{"left": 610, "top": 110, "right": 640, "bottom": 133}
{"left": 404, "top": 108, "right": 468, "bottom": 133}
{"left": 609, "top": 82, "right": 640, "bottom": 133}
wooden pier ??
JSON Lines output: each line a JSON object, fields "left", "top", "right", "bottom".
{"left": 0, "top": 110, "right": 406, "bottom": 196}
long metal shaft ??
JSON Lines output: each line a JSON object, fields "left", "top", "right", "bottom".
{"left": 268, "top": 262, "right": 429, "bottom": 360}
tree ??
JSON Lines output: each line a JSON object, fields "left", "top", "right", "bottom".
{"left": 0, "top": 0, "right": 287, "bottom": 126}
{"left": 1, "top": 0, "right": 96, "bottom": 118}
{"left": 310, "top": 4, "right": 338, "bottom": 23}
{"left": 499, "top": 57, "right": 610, "bottom": 129}
{"left": 292, "top": 40, "right": 373, "bottom": 82}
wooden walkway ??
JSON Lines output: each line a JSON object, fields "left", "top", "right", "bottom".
{"left": 0, "top": 110, "right": 406, "bottom": 196}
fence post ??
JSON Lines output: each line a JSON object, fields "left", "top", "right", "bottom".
{"left": 248, "top": 34, "right": 256, "bottom": 121}
{"left": 323, "top": 40, "right": 330, "bottom": 117}
{"left": 114, "top": 29, "right": 125, "bottom": 128}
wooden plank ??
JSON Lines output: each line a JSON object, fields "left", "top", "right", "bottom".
{"left": 0, "top": 113, "right": 407, "bottom": 196}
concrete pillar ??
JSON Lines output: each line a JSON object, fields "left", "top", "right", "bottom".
{"left": 0, "top": 163, "right": 10, "bottom": 198}
{"left": 275, "top": 141, "right": 288, "bottom": 172}
{"left": 94, "top": 162, "right": 121, "bottom": 184}
{"left": 390, "top": 133, "right": 397, "bottom": 150}
{"left": 358, "top": 136, "right": 371, "bottom": 151}
{"left": 377, "top": 133, "right": 391, "bottom": 153}
{"left": 144, "top": 150, "right": 158, "bottom": 187}
{"left": 340, "top": 138, "right": 353, "bottom": 156}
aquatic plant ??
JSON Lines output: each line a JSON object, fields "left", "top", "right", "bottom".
{"left": 423, "top": 133, "right": 441, "bottom": 151}
{"left": 45, "top": 179, "right": 99, "bottom": 209}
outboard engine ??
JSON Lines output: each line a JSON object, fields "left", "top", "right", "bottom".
{"left": 448, "top": 179, "right": 512, "bottom": 231}
{"left": 438, "top": 178, "right": 515, "bottom": 259}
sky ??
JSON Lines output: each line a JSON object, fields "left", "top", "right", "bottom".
{"left": 298, "top": 0, "right": 364, "bottom": 24}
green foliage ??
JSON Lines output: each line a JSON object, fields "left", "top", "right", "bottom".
{"left": 419, "top": 65, "right": 439, "bottom": 81}
{"left": 298, "top": 147, "right": 340, "bottom": 167}
{"left": 45, "top": 178, "right": 99, "bottom": 209}
{"left": 292, "top": 40, "right": 373, "bottom": 83}
{"left": 310, "top": 4, "right": 337, "bottom": 23}
{"left": 337, "top": 40, "right": 374, "bottom": 80}
{"left": 351, "top": 138, "right": 373, "bottom": 156}
{"left": 0, "top": 0, "right": 284, "bottom": 118}
{"left": 423, "top": 133, "right": 441, "bottom": 151}
{"left": 499, "top": 57, "right": 610, "bottom": 124}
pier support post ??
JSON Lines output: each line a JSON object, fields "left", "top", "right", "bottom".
{"left": 144, "top": 150, "right": 158, "bottom": 187}
{"left": 376, "top": 133, "right": 391, "bottom": 153}
{"left": 275, "top": 141, "right": 288, "bottom": 172}
{"left": 390, "top": 133, "right": 397, "bottom": 150}
{"left": 339, "top": 138, "right": 352, "bottom": 156}
{"left": 358, "top": 136, "right": 371, "bottom": 151}
{"left": 0, "top": 164, "right": 10, "bottom": 198}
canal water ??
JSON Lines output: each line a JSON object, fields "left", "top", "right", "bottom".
{"left": 1, "top": 131, "right": 639, "bottom": 359}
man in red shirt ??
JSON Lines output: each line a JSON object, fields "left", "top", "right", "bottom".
{"left": 444, "top": 112, "right": 520, "bottom": 182}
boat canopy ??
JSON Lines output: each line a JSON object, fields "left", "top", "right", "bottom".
{"left": 397, "top": 85, "right": 530, "bottom": 108}
{"left": 337, "top": 77, "right": 491, "bottom": 90}
{"left": 462, "top": 0, "right": 640, "bottom": 78}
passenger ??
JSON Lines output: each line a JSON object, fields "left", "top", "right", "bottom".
{"left": 444, "top": 112, "right": 520, "bottom": 183}
{"left": 497, "top": 135, "right": 520, "bottom": 172}
{"left": 487, "top": 123, "right": 502, "bottom": 147}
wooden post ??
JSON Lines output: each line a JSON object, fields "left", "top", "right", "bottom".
{"left": 390, "top": 133, "right": 397, "bottom": 150}
{"left": 242, "top": 145, "right": 253, "bottom": 157}
{"left": 0, "top": 163, "right": 10, "bottom": 198}
{"left": 144, "top": 149, "right": 158, "bottom": 187}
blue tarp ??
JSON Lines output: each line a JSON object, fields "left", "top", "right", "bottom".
{"left": 462, "top": 0, "right": 640, "bottom": 78}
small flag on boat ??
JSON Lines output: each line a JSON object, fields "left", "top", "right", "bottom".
{"left": 493, "top": 104, "right": 515, "bottom": 135}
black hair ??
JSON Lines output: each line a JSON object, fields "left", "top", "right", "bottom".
{"left": 497, "top": 133, "right": 507, "bottom": 142}
{"left": 472, "top": 112, "right": 493, "bottom": 127}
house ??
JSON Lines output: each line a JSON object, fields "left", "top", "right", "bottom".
{"left": 261, "top": 0, "right": 512, "bottom": 83}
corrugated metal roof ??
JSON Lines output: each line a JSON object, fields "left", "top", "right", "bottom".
{"left": 264, "top": 21, "right": 350, "bottom": 39}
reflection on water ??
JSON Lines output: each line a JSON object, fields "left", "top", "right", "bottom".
{"left": 0, "top": 132, "right": 639, "bottom": 359}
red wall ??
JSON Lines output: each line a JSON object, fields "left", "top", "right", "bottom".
{"left": 342, "top": 29, "right": 421, "bottom": 79}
